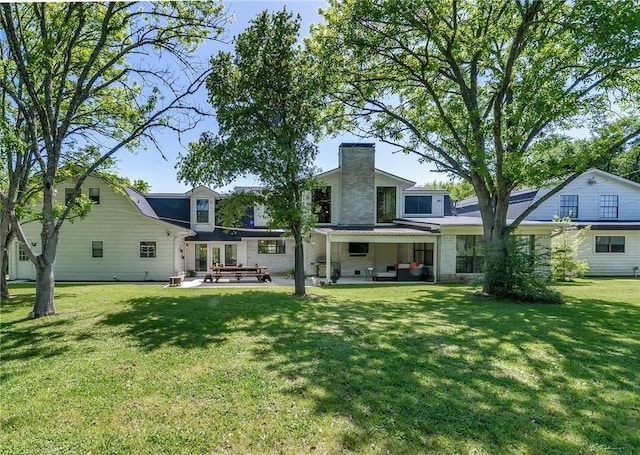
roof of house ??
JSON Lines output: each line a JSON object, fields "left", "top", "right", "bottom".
{"left": 314, "top": 226, "right": 437, "bottom": 236}
{"left": 316, "top": 166, "right": 416, "bottom": 186}
{"left": 454, "top": 188, "right": 539, "bottom": 220}
{"left": 125, "top": 187, "right": 159, "bottom": 220}
{"left": 146, "top": 197, "right": 190, "bottom": 229}
{"left": 186, "top": 228, "right": 283, "bottom": 242}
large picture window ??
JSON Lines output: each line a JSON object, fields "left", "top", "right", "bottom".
{"left": 196, "top": 199, "right": 209, "bottom": 223}
{"left": 313, "top": 186, "right": 331, "bottom": 223}
{"left": 559, "top": 195, "right": 578, "bottom": 218}
{"left": 377, "top": 187, "right": 396, "bottom": 223}
{"left": 258, "top": 239, "right": 286, "bottom": 254}
{"left": 404, "top": 195, "right": 432, "bottom": 215}
{"left": 456, "top": 235, "right": 485, "bottom": 273}
{"left": 599, "top": 195, "right": 618, "bottom": 219}
{"left": 140, "top": 241, "right": 157, "bottom": 258}
{"left": 595, "top": 236, "right": 625, "bottom": 253}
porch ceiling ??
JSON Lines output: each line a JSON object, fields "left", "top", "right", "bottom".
{"left": 314, "top": 226, "right": 438, "bottom": 243}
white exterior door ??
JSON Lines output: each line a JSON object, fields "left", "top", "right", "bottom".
{"left": 15, "top": 243, "right": 36, "bottom": 280}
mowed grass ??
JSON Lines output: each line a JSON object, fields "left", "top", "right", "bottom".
{"left": 1, "top": 279, "right": 639, "bottom": 454}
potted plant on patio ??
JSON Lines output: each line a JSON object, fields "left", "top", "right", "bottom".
{"left": 330, "top": 268, "right": 340, "bottom": 283}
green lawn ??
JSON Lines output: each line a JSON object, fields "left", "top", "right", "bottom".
{"left": 1, "top": 279, "right": 639, "bottom": 454}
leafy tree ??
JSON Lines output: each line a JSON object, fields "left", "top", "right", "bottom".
{"left": 309, "top": 0, "right": 640, "bottom": 297}
{"left": 532, "top": 116, "right": 640, "bottom": 183}
{"left": 423, "top": 180, "right": 475, "bottom": 202}
{"left": 177, "top": 8, "right": 324, "bottom": 297}
{"left": 131, "top": 180, "right": 151, "bottom": 194}
{"left": 0, "top": 2, "right": 227, "bottom": 316}
{"left": 551, "top": 221, "right": 590, "bottom": 281}
{"left": 0, "top": 90, "right": 34, "bottom": 299}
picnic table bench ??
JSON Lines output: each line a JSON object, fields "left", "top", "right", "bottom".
{"left": 206, "top": 266, "right": 271, "bottom": 283}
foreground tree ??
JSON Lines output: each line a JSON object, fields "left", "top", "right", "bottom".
{"left": 310, "top": 0, "right": 640, "bottom": 297}
{"left": 0, "top": 2, "right": 226, "bottom": 316}
{"left": 177, "top": 9, "right": 324, "bottom": 297}
{"left": 532, "top": 115, "right": 640, "bottom": 183}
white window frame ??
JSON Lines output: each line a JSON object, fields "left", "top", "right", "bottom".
{"left": 594, "top": 235, "right": 625, "bottom": 253}
{"left": 92, "top": 241, "right": 103, "bottom": 258}
{"left": 599, "top": 195, "right": 619, "bottom": 219}
{"left": 559, "top": 194, "right": 578, "bottom": 218}
{"left": 258, "top": 239, "right": 286, "bottom": 254}
{"left": 140, "top": 241, "right": 157, "bottom": 258}
{"left": 196, "top": 199, "right": 209, "bottom": 223}
{"left": 404, "top": 195, "right": 433, "bottom": 215}
{"left": 89, "top": 188, "right": 100, "bottom": 204}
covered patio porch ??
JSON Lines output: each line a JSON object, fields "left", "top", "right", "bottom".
{"left": 311, "top": 226, "right": 439, "bottom": 283}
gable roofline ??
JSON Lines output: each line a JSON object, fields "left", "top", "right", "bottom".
{"left": 316, "top": 167, "right": 415, "bottom": 186}
{"left": 185, "top": 185, "right": 221, "bottom": 198}
{"left": 568, "top": 168, "right": 640, "bottom": 190}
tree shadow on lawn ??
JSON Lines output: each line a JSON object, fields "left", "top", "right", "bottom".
{"left": 98, "top": 290, "right": 312, "bottom": 351}
{"left": 98, "top": 286, "right": 639, "bottom": 453}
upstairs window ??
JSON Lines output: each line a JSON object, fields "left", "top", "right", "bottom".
{"left": 89, "top": 188, "right": 100, "bottom": 204}
{"left": 599, "top": 195, "right": 618, "bottom": 219}
{"left": 313, "top": 186, "right": 331, "bottom": 224}
{"left": 559, "top": 195, "right": 578, "bottom": 218}
{"left": 404, "top": 195, "right": 432, "bottom": 215}
{"left": 196, "top": 199, "right": 209, "bottom": 223}
{"left": 140, "top": 241, "right": 157, "bottom": 258}
{"left": 64, "top": 188, "right": 76, "bottom": 206}
{"left": 595, "top": 236, "right": 625, "bottom": 253}
{"left": 376, "top": 187, "right": 396, "bottom": 223}
{"left": 92, "top": 241, "right": 103, "bottom": 258}
{"left": 258, "top": 239, "right": 286, "bottom": 254}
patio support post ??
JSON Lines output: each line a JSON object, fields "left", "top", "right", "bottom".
{"left": 325, "top": 233, "right": 331, "bottom": 282}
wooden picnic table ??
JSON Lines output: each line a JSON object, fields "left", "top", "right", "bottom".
{"left": 206, "top": 265, "right": 271, "bottom": 283}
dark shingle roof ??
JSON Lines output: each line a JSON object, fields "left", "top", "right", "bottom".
{"left": 186, "top": 229, "right": 283, "bottom": 242}
{"left": 455, "top": 189, "right": 538, "bottom": 219}
{"left": 146, "top": 197, "right": 190, "bottom": 229}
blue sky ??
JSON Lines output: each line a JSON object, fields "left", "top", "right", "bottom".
{"left": 112, "top": 0, "right": 440, "bottom": 193}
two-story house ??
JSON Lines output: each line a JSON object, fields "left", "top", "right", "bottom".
{"left": 527, "top": 168, "right": 640, "bottom": 276}
{"left": 8, "top": 180, "right": 194, "bottom": 282}
{"left": 286, "top": 143, "right": 555, "bottom": 282}
{"left": 8, "top": 142, "right": 561, "bottom": 283}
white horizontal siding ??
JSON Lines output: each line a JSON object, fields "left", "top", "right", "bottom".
{"left": 16, "top": 176, "right": 183, "bottom": 281}
{"left": 579, "top": 230, "right": 640, "bottom": 276}
{"left": 530, "top": 171, "right": 640, "bottom": 221}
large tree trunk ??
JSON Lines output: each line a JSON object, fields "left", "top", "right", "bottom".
{"left": 31, "top": 241, "right": 57, "bottom": 318}
{"left": 30, "top": 181, "right": 59, "bottom": 318}
{"left": 1, "top": 246, "right": 9, "bottom": 300}
{"left": 292, "top": 226, "right": 306, "bottom": 297}
{"left": 482, "top": 233, "right": 511, "bottom": 295}
{"left": 1, "top": 209, "right": 12, "bottom": 300}
{"left": 474, "top": 179, "right": 512, "bottom": 295}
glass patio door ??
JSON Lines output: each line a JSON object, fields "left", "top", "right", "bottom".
{"left": 195, "top": 244, "right": 208, "bottom": 272}
{"left": 211, "top": 247, "right": 221, "bottom": 267}
{"left": 224, "top": 244, "right": 237, "bottom": 266}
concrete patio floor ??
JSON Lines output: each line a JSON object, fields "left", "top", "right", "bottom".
{"left": 171, "top": 275, "right": 432, "bottom": 288}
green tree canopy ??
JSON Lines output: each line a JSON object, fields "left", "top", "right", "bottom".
{"left": 309, "top": 0, "right": 640, "bottom": 296}
{"left": 177, "top": 8, "right": 326, "bottom": 297}
{"left": 0, "top": 1, "right": 227, "bottom": 316}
